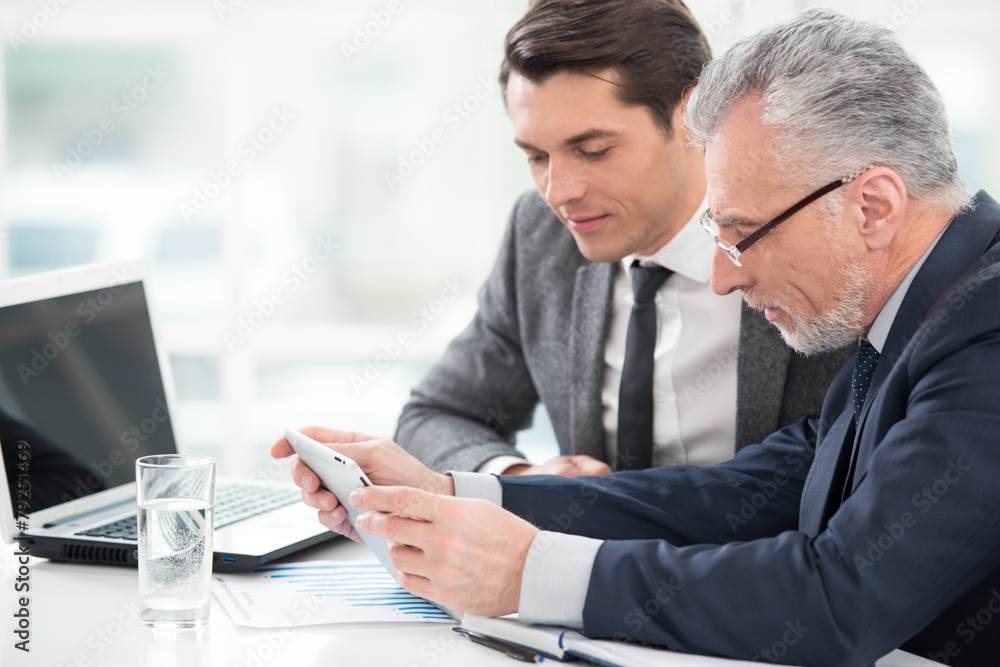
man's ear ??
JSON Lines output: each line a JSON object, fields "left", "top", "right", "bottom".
{"left": 674, "top": 86, "right": 697, "bottom": 143}
{"left": 852, "top": 167, "right": 907, "bottom": 251}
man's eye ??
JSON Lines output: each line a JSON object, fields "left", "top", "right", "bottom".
{"left": 526, "top": 153, "right": 547, "bottom": 164}
{"left": 580, "top": 147, "right": 610, "bottom": 160}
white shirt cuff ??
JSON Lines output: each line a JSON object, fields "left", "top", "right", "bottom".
{"left": 518, "top": 531, "right": 603, "bottom": 629}
{"left": 476, "top": 455, "right": 531, "bottom": 476}
{"left": 449, "top": 471, "right": 503, "bottom": 505}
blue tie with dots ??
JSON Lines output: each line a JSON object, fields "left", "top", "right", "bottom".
{"left": 852, "top": 339, "right": 880, "bottom": 425}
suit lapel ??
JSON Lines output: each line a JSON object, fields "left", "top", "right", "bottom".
{"left": 735, "top": 303, "right": 792, "bottom": 450}
{"left": 799, "top": 407, "right": 855, "bottom": 536}
{"left": 569, "top": 262, "right": 617, "bottom": 462}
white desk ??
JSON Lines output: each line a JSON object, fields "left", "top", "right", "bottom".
{"left": 0, "top": 538, "right": 941, "bottom": 667}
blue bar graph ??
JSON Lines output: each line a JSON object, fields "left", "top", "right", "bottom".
{"left": 252, "top": 562, "right": 453, "bottom": 621}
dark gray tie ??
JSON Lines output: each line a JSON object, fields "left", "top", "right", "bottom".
{"left": 852, "top": 339, "right": 880, "bottom": 425}
{"left": 838, "top": 338, "right": 881, "bottom": 506}
{"left": 616, "top": 261, "right": 672, "bottom": 471}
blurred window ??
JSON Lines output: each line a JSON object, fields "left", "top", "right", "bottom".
{"left": 2, "top": 0, "right": 997, "bottom": 475}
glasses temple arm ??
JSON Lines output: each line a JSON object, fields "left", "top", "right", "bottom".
{"left": 733, "top": 179, "right": 845, "bottom": 253}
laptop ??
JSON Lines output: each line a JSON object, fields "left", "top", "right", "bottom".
{"left": 0, "top": 259, "right": 335, "bottom": 571}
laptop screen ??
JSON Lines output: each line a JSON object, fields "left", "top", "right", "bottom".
{"left": 0, "top": 280, "right": 177, "bottom": 516}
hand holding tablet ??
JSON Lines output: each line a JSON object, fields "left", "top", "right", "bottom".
{"left": 283, "top": 427, "right": 395, "bottom": 576}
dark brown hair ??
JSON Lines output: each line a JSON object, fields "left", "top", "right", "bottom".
{"left": 500, "top": 0, "right": 711, "bottom": 136}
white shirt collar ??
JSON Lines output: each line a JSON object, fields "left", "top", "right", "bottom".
{"left": 621, "top": 197, "right": 711, "bottom": 283}
{"left": 867, "top": 224, "right": 949, "bottom": 353}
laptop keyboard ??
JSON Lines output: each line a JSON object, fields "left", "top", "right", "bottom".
{"left": 76, "top": 483, "right": 302, "bottom": 540}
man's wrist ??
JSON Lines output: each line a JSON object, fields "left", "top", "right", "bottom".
{"left": 434, "top": 473, "right": 456, "bottom": 496}
{"left": 428, "top": 473, "right": 455, "bottom": 496}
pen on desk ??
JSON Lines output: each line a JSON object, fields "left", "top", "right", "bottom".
{"left": 453, "top": 626, "right": 543, "bottom": 663}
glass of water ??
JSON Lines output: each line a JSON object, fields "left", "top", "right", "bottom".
{"left": 136, "top": 454, "right": 216, "bottom": 629}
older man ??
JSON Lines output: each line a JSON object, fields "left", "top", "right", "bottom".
{"left": 275, "top": 10, "right": 1000, "bottom": 666}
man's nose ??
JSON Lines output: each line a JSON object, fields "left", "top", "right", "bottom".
{"left": 709, "top": 248, "right": 754, "bottom": 296}
{"left": 543, "top": 157, "right": 586, "bottom": 208}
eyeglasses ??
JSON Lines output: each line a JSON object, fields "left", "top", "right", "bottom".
{"left": 699, "top": 165, "right": 877, "bottom": 267}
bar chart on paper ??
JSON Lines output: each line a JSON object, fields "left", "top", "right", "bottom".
{"left": 212, "top": 561, "right": 454, "bottom": 628}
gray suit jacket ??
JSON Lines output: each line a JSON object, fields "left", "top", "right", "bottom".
{"left": 396, "top": 191, "right": 851, "bottom": 472}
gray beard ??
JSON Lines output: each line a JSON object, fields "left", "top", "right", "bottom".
{"left": 771, "top": 282, "right": 869, "bottom": 356}
{"left": 744, "top": 248, "right": 874, "bottom": 356}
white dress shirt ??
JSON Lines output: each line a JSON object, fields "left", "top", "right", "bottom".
{"left": 452, "top": 220, "right": 953, "bottom": 629}
{"left": 479, "top": 201, "right": 743, "bottom": 474}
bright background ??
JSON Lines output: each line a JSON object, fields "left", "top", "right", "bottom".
{"left": 2, "top": 0, "right": 998, "bottom": 479}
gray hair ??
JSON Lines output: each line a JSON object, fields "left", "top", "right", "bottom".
{"left": 686, "top": 8, "right": 968, "bottom": 211}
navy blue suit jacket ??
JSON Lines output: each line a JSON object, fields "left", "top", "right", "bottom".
{"left": 500, "top": 191, "right": 1000, "bottom": 667}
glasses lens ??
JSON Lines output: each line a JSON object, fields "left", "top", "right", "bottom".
{"left": 699, "top": 211, "right": 717, "bottom": 234}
